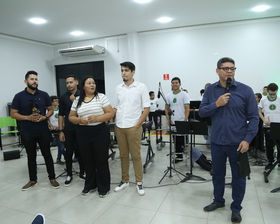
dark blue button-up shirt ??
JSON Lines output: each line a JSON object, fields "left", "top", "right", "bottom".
{"left": 199, "top": 80, "right": 259, "bottom": 145}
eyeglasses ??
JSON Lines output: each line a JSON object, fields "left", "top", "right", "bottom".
{"left": 219, "top": 67, "right": 236, "bottom": 71}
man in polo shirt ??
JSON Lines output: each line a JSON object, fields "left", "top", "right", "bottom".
{"left": 114, "top": 61, "right": 150, "bottom": 196}
{"left": 58, "top": 75, "right": 85, "bottom": 186}
{"left": 11, "top": 70, "right": 60, "bottom": 190}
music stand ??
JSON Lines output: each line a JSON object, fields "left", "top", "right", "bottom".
{"left": 262, "top": 122, "right": 280, "bottom": 193}
{"left": 175, "top": 121, "right": 208, "bottom": 182}
{"left": 158, "top": 108, "right": 187, "bottom": 184}
{"left": 190, "top": 101, "right": 201, "bottom": 121}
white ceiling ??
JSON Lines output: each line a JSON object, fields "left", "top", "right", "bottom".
{"left": 0, "top": 0, "right": 280, "bottom": 45}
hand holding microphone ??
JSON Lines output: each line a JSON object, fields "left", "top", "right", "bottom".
{"left": 216, "top": 78, "right": 232, "bottom": 108}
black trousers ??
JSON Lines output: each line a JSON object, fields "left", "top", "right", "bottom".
{"left": 76, "top": 123, "right": 111, "bottom": 194}
{"left": 64, "top": 129, "right": 84, "bottom": 176}
{"left": 148, "top": 111, "right": 158, "bottom": 129}
{"left": 264, "top": 129, "right": 280, "bottom": 163}
{"left": 21, "top": 130, "right": 55, "bottom": 181}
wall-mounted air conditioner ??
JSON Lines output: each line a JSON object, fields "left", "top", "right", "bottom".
{"left": 58, "top": 45, "right": 105, "bottom": 56}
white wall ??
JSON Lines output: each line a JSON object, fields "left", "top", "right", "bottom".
{"left": 1, "top": 17, "right": 280, "bottom": 117}
{"left": 140, "top": 18, "right": 280, "bottom": 105}
{"left": 0, "top": 35, "right": 55, "bottom": 117}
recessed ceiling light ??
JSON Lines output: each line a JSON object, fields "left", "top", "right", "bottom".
{"left": 70, "top": 31, "right": 84, "bottom": 36}
{"left": 252, "top": 5, "right": 270, "bottom": 12}
{"left": 29, "top": 18, "right": 46, "bottom": 24}
{"left": 134, "top": 0, "right": 152, "bottom": 3}
{"left": 157, "top": 17, "right": 172, "bottom": 23}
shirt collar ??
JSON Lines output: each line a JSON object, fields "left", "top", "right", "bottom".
{"left": 122, "top": 80, "right": 138, "bottom": 87}
{"left": 24, "top": 87, "right": 39, "bottom": 95}
{"left": 215, "top": 79, "right": 238, "bottom": 88}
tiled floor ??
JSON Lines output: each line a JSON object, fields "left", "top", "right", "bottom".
{"left": 0, "top": 133, "right": 279, "bottom": 224}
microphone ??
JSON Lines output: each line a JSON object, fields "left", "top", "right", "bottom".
{"left": 157, "top": 82, "right": 161, "bottom": 98}
{"left": 225, "top": 78, "right": 232, "bottom": 93}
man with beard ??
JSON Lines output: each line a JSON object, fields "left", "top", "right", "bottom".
{"left": 11, "top": 70, "right": 60, "bottom": 190}
{"left": 58, "top": 75, "right": 85, "bottom": 186}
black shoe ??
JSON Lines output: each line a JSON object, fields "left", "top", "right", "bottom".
{"left": 231, "top": 211, "right": 242, "bottom": 223}
{"left": 265, "top": 162, "right": 274, "bottom": 170}
{"left": 56, "top": 159, "right": 65, "bottom": 165}
{"left": 64, "top": 176, "right": 73, "bottom": 187}
{"left": 81, "top": 188, "right": 96, "bottom": 196}
{"left": 79, "top": 174, "right": 86, "bottom": 180}
{"left": 204, "top": 202, "right": 225, "bottom": 212}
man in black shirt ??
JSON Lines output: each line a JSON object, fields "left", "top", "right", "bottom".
{"left": 58, "top": 75, "right": 85, "bottom": 186}
{"left": 11, "top": 70, "right": 60, "bottom": 190}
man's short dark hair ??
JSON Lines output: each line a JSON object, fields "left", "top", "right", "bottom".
{"left": 267, "top": 83, "right": 278, "bottom": 92}
{"left": 25, "top": 70, "right": 38, "bottom": 80}
{"left": 255, "top": 93, "right": 262, "bottom": 100}
{"left": 149, "top": 91, "right": 154, "bottom": 96}
{"left": 171, "top": 77, "right": 181, "bottom": 84}
{"left": 120, "top": 62, "right": 135, "bottom": 71}
{"left": 217, "top": 57, "right": 235, "bottom": 68}
{"left": 50, "top": 95, "right": 58, "bottom": 102}
{"left": 65, "top": 75, "right": 78, "bottom": 80}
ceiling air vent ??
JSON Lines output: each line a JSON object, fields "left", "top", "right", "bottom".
{"left": 58, "top": 45, "right": 105, "bottom": 56}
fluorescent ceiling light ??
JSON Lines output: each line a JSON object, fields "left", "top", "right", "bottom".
{"left": 157, "top": 17, "right": 172, "bottom": 23}
{"left": 134, "top": 0, "right": 152, "bottom": 3}
{"left": 252, "top": 5, "right": 270, "bottom": 12}
{"left": 70, "top": 31, "right": 84, "bottom": 36}
{"left": 29, "top": 18, "right": 46, "bottom": 24}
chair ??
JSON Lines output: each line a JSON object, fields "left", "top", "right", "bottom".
{"left": 0, "top": 116, "right": 20, "bottom": 150}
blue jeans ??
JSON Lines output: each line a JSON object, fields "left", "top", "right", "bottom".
{"left": 53, "top": 133, "right": 65, "bottom": 160}
{"left": 211, "top": 142, "right": 246, "bottom": 212}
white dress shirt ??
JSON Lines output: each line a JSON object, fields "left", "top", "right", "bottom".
{"left": 115, "top": 80, "right": 150, "bottom": 128}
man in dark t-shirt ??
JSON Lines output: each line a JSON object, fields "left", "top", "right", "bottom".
{"left": 11, "top": 70, "right": 60, "bottom": 191}
{"left": 58, "top": 75, "right": 85, "bottom": 187}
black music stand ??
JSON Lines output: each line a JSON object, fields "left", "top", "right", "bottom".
{"left": 262, "top": 122, "right": 280, "bottom": 193}
{"left": 158, "top": 109, "right": 187, "bottom": 184}
{"left": 190, "top": 101, "right": 201, "bottom": 121}
{"left": 142, "top": 121, "right": 155, "bottom": 173}
{"left": 175, "top": 121, "right": 208, "bottom": 182}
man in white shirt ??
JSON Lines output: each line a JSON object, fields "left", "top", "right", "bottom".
{"left": 259, "top": 83, "right": 280, "bottom": 170}
{"left": 165, "top": 77, "right": 190, "bottom": 163}
{"left": 114, "top": 61, "right": 150, "bottom": 196}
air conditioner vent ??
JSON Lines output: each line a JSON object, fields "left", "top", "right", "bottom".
{"left": 58, "top": 45, "right": 105, "bottom": 56}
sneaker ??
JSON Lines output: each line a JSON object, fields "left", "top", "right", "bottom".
{"left": 114, "top": 182, "right": 129, "bottom": 192}
{"left": 31, "top": 213, "right": 45, "bottom": 224}
{"left": 64, "top": 176, "right": 73, "bottom": 187}
{"left": 50, "top": 179, "right": 60, "bottom": 189}
{"left": 79, "top": 174, "right": 86, "bottom": 180}
{"left": 56, "top": 159, "right": 65, "bottom": 165}
{"left": 265, "top": 162, "right": 274, "bottom": 170}
{"left": 136, "top": 182, "right": 145, "bottom": 196}
{"left": 22, "top": 181, "right": 38, "bottom": 191}
{"left": 81, "top": 188, "right": 97, "bottom": 196}
{"left": 99, "top": 191, "right": 109, "bottom": 198}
